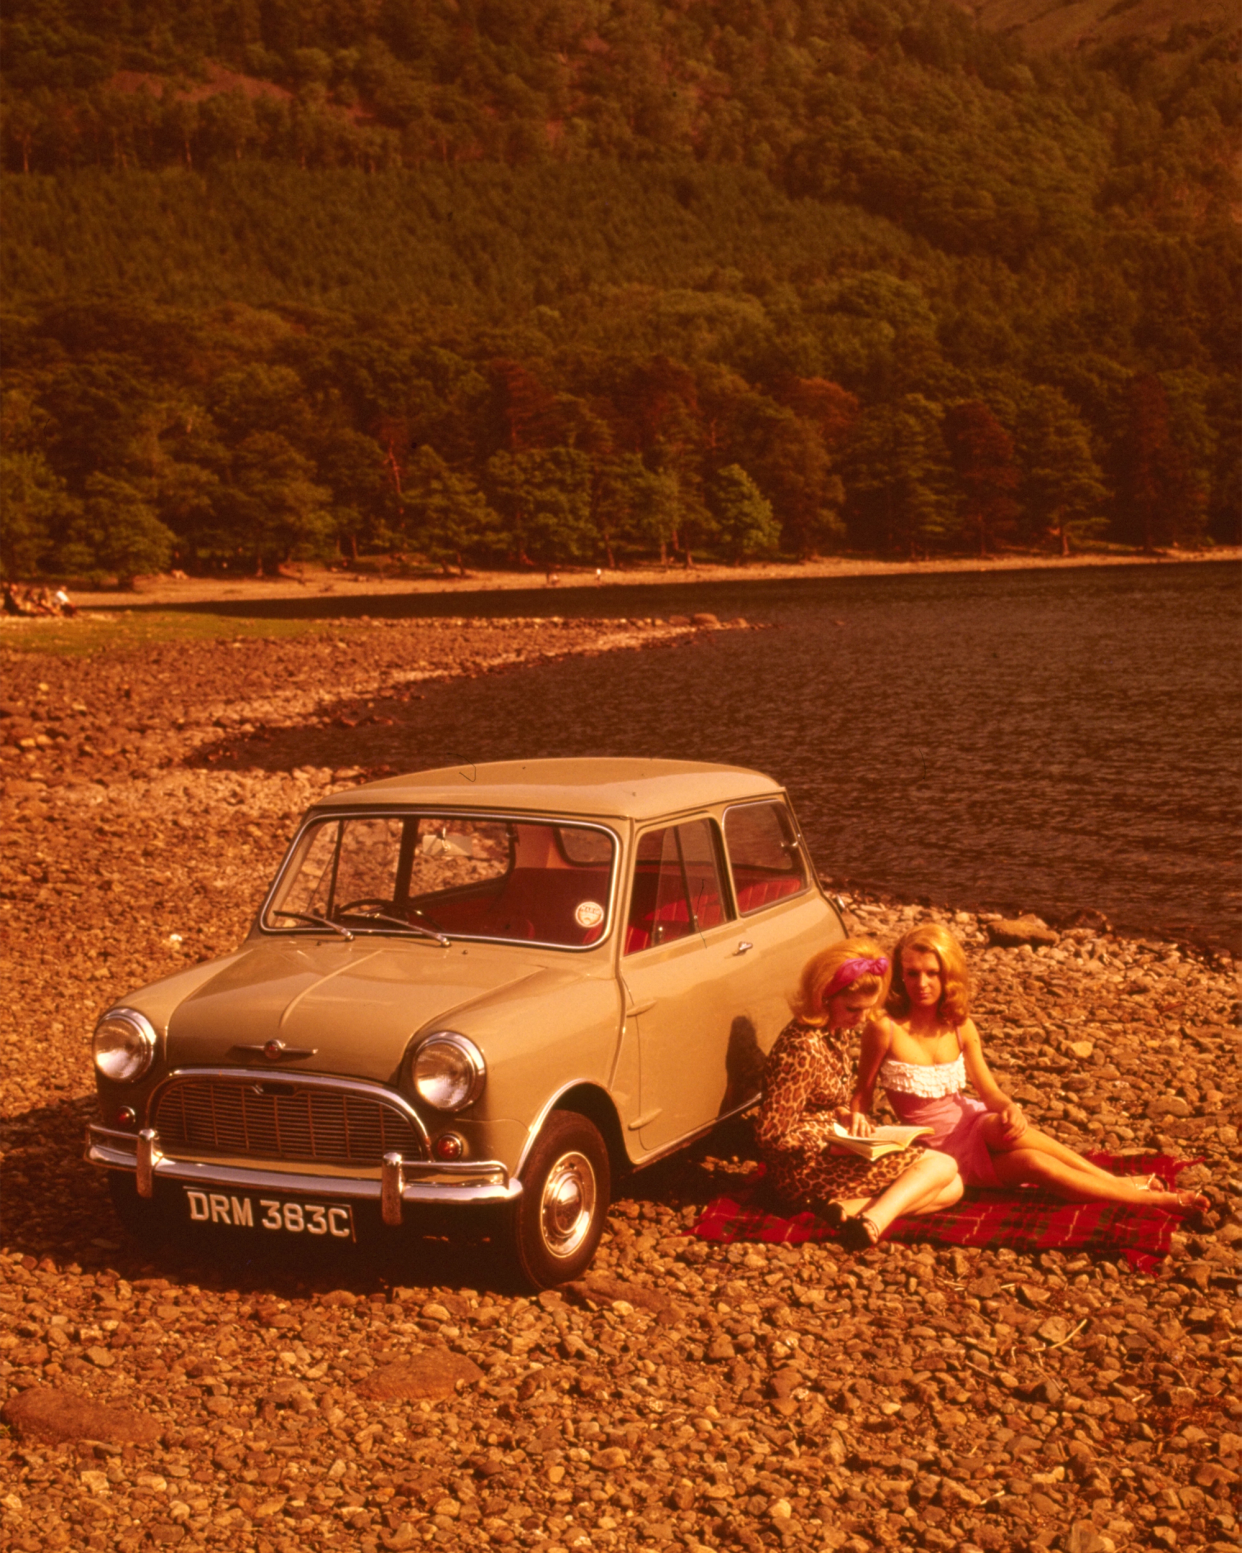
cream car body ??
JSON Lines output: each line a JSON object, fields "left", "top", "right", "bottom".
{"left": 88, "top": 758, "right": 843, "bottom": 1285}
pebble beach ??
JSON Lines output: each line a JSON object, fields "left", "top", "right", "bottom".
{"left": 0, "top": 614, "right": 1239, "bottom": 1553}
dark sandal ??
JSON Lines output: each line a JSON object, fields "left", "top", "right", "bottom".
{"left": 842, "top": 1214, "right": 881, "bottom": 1251}
{"left": 820, "top": 1201, "right": 848, "bottom": 1228}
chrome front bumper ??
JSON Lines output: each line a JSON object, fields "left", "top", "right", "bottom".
{"left": 86, "top": 1124, "right": 521, "bottom": 1224}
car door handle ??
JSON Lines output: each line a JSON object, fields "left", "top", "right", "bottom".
{"left": 734, "top": 941, "right": 755, "bottom": 956}
{"left": 626, "top": 999, "right": 656, "bottom": 1017}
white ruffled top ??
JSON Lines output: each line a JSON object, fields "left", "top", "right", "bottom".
{"left": 879, "top": 1053, "right": 966, "bottom": 1098}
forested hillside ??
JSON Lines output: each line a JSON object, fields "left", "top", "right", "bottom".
{"left": 2, "top": 0, "right": 1238, "bottom": 580}
{"left": 965, "top": 0, "right": 1235, "bottom": 59}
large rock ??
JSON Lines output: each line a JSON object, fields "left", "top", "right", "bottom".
{"left": 1, "top": 1386, "right": 160, "bottom": 1445}
{"left": 987, "top": 915, "right": 1060, "bottom": 948}
{"left": 355, "top": 1350, "right": 483, "bottom": 1402}
{"left": 564, "top": 1273, "right": 681, "bottom": 1316}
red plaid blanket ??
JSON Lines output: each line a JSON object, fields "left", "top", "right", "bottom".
{"left": 691, "top": 1154, "right": 1198, "bottom": 1272}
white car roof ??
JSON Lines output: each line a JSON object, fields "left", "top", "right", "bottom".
{"left": 315, "top": 758, "right": 786, "bottom": 823}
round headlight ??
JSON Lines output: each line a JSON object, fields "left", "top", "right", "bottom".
{"left": 93, "top": 1009, "right": 157, "bottom": 1084}
{"left": 412, "top": 1033, "right": 485, "bottom": 1112}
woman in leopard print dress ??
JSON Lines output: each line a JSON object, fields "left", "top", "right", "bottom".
{"left": 756, "top": 937, "right": 963, "bottom": 1246}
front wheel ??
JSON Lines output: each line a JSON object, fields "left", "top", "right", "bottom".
{"left": 510, "top": 1111, "right": 610, "bottom": 1289}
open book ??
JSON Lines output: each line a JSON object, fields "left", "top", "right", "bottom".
{"left": 829, "top": 1122, "right": 933, "bottom": 1160}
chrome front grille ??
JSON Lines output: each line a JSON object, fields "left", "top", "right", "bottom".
{"left": 153, "top": 1078, "right": 423, "bottom": 1166}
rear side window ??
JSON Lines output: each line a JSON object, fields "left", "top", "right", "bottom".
{"left": 724, "top": 801, "right": 807, "bottom": 915}
{"left": 625, "top": 818, "right": 729, "bottom": 954}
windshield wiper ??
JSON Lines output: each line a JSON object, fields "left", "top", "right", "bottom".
{"left": 339, "top": 908, "right": 450, "bottom": 947}
{"left": 271, "top": 909, "right": 354, "bottom": 941}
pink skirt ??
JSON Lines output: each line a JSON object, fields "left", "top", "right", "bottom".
{"left": 884, "top": 1089, "right": 1000, "bottom": 1189}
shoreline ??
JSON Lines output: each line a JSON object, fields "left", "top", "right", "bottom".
{"left": 2, "top": 609, "right": 1236, "bottom": 958}
{"left": 9, "top": 545, "right": 1240, "bottom": 616}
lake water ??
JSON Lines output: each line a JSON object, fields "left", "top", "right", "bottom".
{"left": 365, "top": 561, "right": 1241, "bottom": 953}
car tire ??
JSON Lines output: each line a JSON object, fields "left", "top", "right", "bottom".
{"left": 510, "top": 1110, "right": 610, "bottom": 1289}
{"left": 107, "top": 1171, "right": 171, "bottom": 1245}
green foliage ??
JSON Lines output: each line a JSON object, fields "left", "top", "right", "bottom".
{"left": 1016, "top": 387, "right": 1108, "bottom": 555}
{"left": 0, "top": 0, "right": 1237, "bottom": 575}
{"left": 943, "top": 400, "right": 1020, "bottom": 555}
{"left": 403, "top": 447, "right": 498, "bottom": 575}
{"left": 485, "top": 448, "right": 595, "bottom": 566}
{"left": 709, "top": 465, "right": 780, "bottom": 563}
{"left": 843, "top": 394, "right": 953, "bottom": 556}
{"left": 66, "top": 473, "right": 176, "bottom": 584}
{"left": 0, "top": 448, "right": 77, "bottom": 577}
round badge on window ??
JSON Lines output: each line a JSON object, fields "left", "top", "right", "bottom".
{"left": 574, "top": 900, "right": 605, "bottom": 929}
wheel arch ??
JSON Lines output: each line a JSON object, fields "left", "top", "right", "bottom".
{"left": 544, "top": 1082, "right": 628, "bottom": 1181}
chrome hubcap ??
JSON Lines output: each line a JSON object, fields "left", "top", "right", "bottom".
{"left": 539, "top": 1150, "right": 596, "bottom": 1258}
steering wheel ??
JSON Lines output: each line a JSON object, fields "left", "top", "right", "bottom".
{"left": 338, "top": 898, "right": 448, "bottom": 933}
{"left": 337, "top": 897, "right": 392, "bottom": 915}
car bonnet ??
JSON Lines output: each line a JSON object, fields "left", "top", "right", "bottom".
{"left": 163, "top": 937, "right": 548, "bottom": 1084}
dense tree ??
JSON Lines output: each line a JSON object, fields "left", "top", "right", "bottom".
{"left": 219, "top": 433, "right": 336, "bottom": 572}
{"left": 0, "top": 0, "right": 1236, "bottom": 578}
{"left": 943, "top": 400, "right": 1020, "bottom": 555}
{"left": 64, "top": 474, "right": 176, "bottom": 586}
{"left": 1017, "top": 388, "right": 1107, "bottom": 556}
{"left": 708, "top": 464, "right": 780, "bottom": 563}
{"left": 484, "top": 448, "right": 594, "bottom": 567}
{"left": 843, "top": 395, "right": 952, "bottom": 557}
{"left": 0, "top": 450, "right": 77, "bottom": 578}
{"left": 402, "top": 446, "right": 498, "bottom": 576}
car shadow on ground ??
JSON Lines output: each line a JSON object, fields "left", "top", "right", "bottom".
{"left": 1, "top": 1094, "right": 510, "bottom": 1296}
{"left": 2, "top": 1096, "right": 757, "bottom": 1297}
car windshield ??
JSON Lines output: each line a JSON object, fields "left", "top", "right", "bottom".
{"left": 264, "top": 812, "right": 617, "bottom": 948}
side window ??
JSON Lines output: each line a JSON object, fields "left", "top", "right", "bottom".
{"left": 678, "top": 817, "right": 728, "bottom": 931}
{"left": 625, "top": 818, "right": 729, "bottom": 955}
{"left": 724, "top": 801, "right": 807, "bottom": 915}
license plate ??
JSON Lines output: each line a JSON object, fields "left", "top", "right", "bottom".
{"left": 184, "top": 1189, "right": 354, "bottom": 1241}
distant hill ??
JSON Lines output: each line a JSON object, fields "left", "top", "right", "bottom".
{"left": 2, "top": 0, "right": 1239, "bottom": 581}
{"left": 962, "top": 0, "right": 1237, "bottom": 55}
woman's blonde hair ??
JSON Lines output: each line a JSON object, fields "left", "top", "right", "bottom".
{"left": 886, "top": 922, "right": 972, "bottom": 1024}
{"left": 790, "top": 936, "right": 892, "bottom": 1026}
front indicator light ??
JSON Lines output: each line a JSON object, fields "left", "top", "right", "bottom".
{"left": 93, "top": 1009, "right": 157, "bottom": 1084}
{"left": 433, "top": 1133, "right": 464, "bottom": 1162}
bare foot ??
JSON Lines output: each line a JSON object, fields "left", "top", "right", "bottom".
{"left": 1148, "top": 1189, "right": 1208, "bottom": 1212}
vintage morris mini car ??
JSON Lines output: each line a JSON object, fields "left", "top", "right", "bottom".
{"left": 88, "top": 759, "right": 843, "bottom": 1286}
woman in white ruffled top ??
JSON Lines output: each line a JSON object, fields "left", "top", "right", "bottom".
{"left": 851, "top": 922, "right": 1207, "bottom": 1211}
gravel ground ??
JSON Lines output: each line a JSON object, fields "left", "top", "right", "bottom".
{"left": 0, "top": 617, "right": 1239, "bottom": 1553}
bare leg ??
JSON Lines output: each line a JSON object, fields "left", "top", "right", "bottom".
{"left": 991, "top": 1148, "right": 1206, "bottom": 1209}
{"left": 855, "top": 1150, "right": 963, "bottom": 1238}
{"left": 981, "top": 1116, "right": 1123, "bottom": 1184}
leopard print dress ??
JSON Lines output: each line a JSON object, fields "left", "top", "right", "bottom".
{"left": 755, "top": 1017, "right": 927, "bottom": 1209}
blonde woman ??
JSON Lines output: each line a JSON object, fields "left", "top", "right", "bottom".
{"left": 853, "top": 923, "right": 1207, "bottom": 1210}
{"left": 756, "top": 937, "right": 963, "bottom": 1248}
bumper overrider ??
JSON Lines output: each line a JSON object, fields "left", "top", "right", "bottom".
{"left": 86, "top": 1069, "right": 520, "bottom": 1226}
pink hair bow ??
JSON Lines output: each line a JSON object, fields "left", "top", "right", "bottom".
{"left": 825, "top": 955, "right": 889, "bottom": 999}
